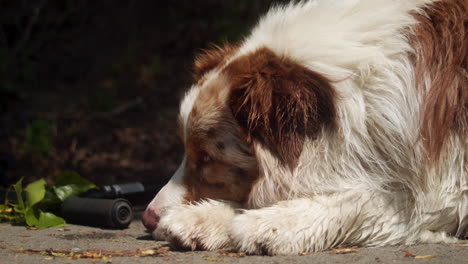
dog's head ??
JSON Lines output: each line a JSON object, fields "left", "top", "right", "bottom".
{"left": 142, "top": 45, "right": 336, "bottom": 232}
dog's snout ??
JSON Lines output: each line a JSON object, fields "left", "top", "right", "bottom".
{"left": 141, "top": 175, "right": 186, "bottom": 232}
{"left": 142, "top": 208, "right": 160, "bottom": 231}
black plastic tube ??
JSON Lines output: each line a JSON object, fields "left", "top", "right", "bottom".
{"left": 61, "top": 196, "right": 133, "bottom": 229}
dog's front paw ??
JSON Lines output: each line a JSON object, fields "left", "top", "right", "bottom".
{"left": 230, "top": 200, "right": 322, "bottom": 255}
{"left": 230, "top": 211, "right": 287, "bottom": 255}
{"left": 155, "top": 200, "right": 236, "bottom": 251}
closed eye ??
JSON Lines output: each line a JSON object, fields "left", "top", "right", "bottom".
{"left": 202, "top": 155, "right": 212, "bottom": 163}
{"left": 196, "top": 153, "right": 213, "bottom": 168}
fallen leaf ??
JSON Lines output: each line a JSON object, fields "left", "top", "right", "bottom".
{"left": 299, "top": 252, "right": 312, "bottom": 256}
{"left": 414, "top": 255, "right": 436, "bottom": 259}
{"left": 454, "top": 244, "right": 468, "bottom": 247}
{"left": 51, "top": 252, "right": 67, "bottom": 258}
{"left": 16, "top": 246, "right": 170, "bottom": 258}
{"left": 219, "top": 251, "right": 246, "bottom": 258}
{"left": 81, "top": 251, "right": 102, "bottom": 258}
{"left": 403, "top": 250, "right": 436, "bottom": 259}
{"left": 203, "top": 256, "right": 221, "bottom": 262}
{"left": 331, "top": 247, "right": 359, "bottom": 254}
{"left": 140, "top": 249, "right": 157, "bottom": 255}
{"left": 154, "top": 247, "right": 171, "bottom": 254}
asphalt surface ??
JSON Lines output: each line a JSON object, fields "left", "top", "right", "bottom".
{"left": 0, "top": 215, "right": 467, "bottom": 264}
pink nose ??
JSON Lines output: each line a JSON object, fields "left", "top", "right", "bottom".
{"left": 142, "top": 208, "right": 160, "bottom": 231}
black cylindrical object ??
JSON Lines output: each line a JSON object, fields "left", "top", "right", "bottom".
{"left": 84, "top": 182, "right": 146, "bottom": 199}
{"left": 81, "top": 182, "right": 164, "bottom": 204}
{"left": 61, "top": 196, "right": 133, "bottom": 229}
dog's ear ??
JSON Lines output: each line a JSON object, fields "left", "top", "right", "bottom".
{"left": 193, "top": 43, "right": 237, "bottom": 81}
{"left": 226, "top": 48, "right": 336, "bottom": 169}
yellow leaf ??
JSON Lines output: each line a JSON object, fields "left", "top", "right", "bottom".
{"left": 414, "top": 255, "right": 436, "bottom": 259}
{"left": 331, "top": 247, "right": 359, "bottom": 254}
{"left": 219, "top": 251, "right": 246, "bottom": 257}
{"left": 203, "top": 257, "right": 221, "bottom": 262}
{"left": 140, "top": 249, "right": 156, "bottom": 255}
{"left": 454, "top": 244, "right": 468, "bottom": 247}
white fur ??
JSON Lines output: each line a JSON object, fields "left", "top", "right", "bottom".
{"left": 146, "top": 0, "right": 467, "bottom": 255}
{"left": 180, "top": 88, "right": 200, "bottom": 142}
{"left": 145, "top": 157, "right": 186, "bottom": 237}
{"left": 157, "top": 200, "right": 236, "bottom": 250}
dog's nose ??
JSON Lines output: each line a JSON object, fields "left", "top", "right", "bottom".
{"left": 142, "top": 208, "right": 160, "bottom": 231}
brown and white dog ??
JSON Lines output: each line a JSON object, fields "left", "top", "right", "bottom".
{"left": 142, "top": 0, "right": 467, "bottom": 255}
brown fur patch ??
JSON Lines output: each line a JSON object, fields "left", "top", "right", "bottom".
{"left": 193, "top": 43, "right": 238, "bottom": 81}
{"left": 182, "top": 76, "right": 260, "bottom": 205}
{"left": 410, "top": 0, "right": 468, "bottom": 161}
{"left": 183, "top": 127, "right": 259, "bottom": 204}
{"left": 224, "top": 47, "right": 336, "bottom": 169}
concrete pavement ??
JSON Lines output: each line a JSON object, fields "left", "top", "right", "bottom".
{"left": 0, "top": 217, "right": 466, "bottom": 264}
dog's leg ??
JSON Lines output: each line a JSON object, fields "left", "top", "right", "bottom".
{"left": 230, "top": 192, "right": 419, "bottom": 255}
{"left": 155, "top": 199, "right": 237, "bottom": 250}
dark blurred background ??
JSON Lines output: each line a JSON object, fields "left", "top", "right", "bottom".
{"left": 0, "top": 0, "right": 288, "bottom": 191}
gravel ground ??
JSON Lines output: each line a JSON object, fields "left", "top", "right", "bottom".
{"left": 1, "top": 216, "right": 467, "bottom": 264}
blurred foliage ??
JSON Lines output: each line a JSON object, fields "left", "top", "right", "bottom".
{"left": 80, "top": 88, "right": 117, "bottom": 113}
{"left": 0, "top": 0, "right": 92, "bottom": 111}
{"left": 0, "top": 0, "right": 281, "bottom": 111}
{"left": 1, "top": 0, "right": 289, "bottom": 187}
{"left": 21, "top": 119, "right": 56, "bottom": 156}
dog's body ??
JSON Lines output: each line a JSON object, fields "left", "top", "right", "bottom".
{"left": 142, "top": 0, "right": 468, "bottom": 255}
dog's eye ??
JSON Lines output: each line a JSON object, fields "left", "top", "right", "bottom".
{"left": 193, "top": 153, "right": 213, "bottom": 169}
{"left": 201, "top": 155, "right": 212, "bottom": 164}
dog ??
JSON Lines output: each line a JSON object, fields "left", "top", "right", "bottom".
{"left": 142, "top": 0, "right": 467, "bottom": 255}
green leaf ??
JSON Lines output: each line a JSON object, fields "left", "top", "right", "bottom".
{"left": 13, "top": 178, "right": 25, "bottom": 212}
{"left": 24, "top": 207, "right": 38, "bottom": 226}
{"left": 36, "top": 211, "right": 65, "bottom": 228}
{"left": 24, "top": 179, "right": 46, "bottom": 206}
{"left": 53, "top": 171, "right": 97, "bottom": 201}
{"left": 40, "top": 190, "right": 61, "bottom": 205}
{"left": 25, "top": 207, "right": 65, "bottom": 228}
